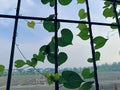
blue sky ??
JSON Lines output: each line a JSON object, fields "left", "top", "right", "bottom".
{"left": 0, "top": 0, "right": 120, "bottom": 69}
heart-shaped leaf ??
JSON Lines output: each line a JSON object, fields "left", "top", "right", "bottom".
{"left": 77, "top": 24, "right": 89, "bottom": 40}
{"left": 47, "top": 52, "right": 68, "bottom": 66}
{"left": 58, "top": 0, "right": 72, "bottom": 5}
{"left": 43, "top": 15, "right": 60, "bottom": 32}
{"left": 77, "top": 29, "right": 90, "bottom": 40}
{"left": 58, "top": 28, "right": 73, "bottom": 47}
{"left": 82, "top": 68, "right": 94, "bottom": 79}
{"left": 62, "top": 70, "right": 84, "bottom": 89}
{"left": 93, "top": 36, "right": 108, "bottom": 49}
{"left": 15, "top": 60, "right": 26, "bottom": 68}
{"left": 78, "top": 9, "right": 87, "bottom": 19}
{"left": 27, "top": 21, "right": 35, "bottom": 29}
{"left": 103, "top": 7, "right": 114, "bottom": 18}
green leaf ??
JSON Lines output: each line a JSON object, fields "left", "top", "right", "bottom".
{"left": 0, "top": 65, "right": 5, "bottom": 72}
{"left": 78, "top": 9, "right": 87, "bottom": 19}
{"left": 26, "top": 58, "right": 37, "bottom": 67}
{"left": 62, "top": 70, "right": 84, "bottom": 89}
{"left": 47, "top": 52, "right": 68, "bottom": 66}
{"left": 87, "top": 51, "right": 101, "bottom": 63}
{"left": 77, "top": 0, "right": 85, "bottom": 4}
{"left": 58, "top": 52, "right": 68, "bottom": 65}
{"left": 41, "top": 0, "right": 49, "bottom": 4}
{"left": 103, "top": 1, "right": 111, "bottom": 8}
{"left": 77, "top": 24, "right": 90, "bottom": 40}
{"left": 93, "top": 36, "right": 108, "bottom": 49}
{"left": 47, "top": 37, "right": 56, "bottom": 53}
{"left": 50, "top": 0, "right": 55, "bottom": 7}
{"left": 58, "top": 0, "right": 72, "bottom": 5}
{"left": 33, "top": 52, "right": 45, "bottom": 63}
{"left": 58, "top": 28, "right": 73, "bottom": 47}
{"left": 43, "top": 15, "right": 60, "bottom": 32}
{"left": 31, "top": 58, "right": 37, "bottom": 67}
{"left": 15, "top": 60, "right": 26, "bottom": 68}
{"left": 38, "top": 52, "right": 45, "bottom": 62}
{"left": 77, "top": 24, "right": 87, "bottom": 30}
{"left": 103, "top": 7, "right": 114, "bottom": 18}
{"left": 77, "top": 29, "right": 90, "bottom": 40}
{"left": 27, "top": 21, "right": 35, "bottom": 29}
{"left": 41, "top": 0, "right": 55, "bottom": 7}
{"left": 81, "top": 81, "right": 94, "bottom": 90}
{"left": 82, "top": 68, "right": 94, "bottom": 79}
{"left": 111, "top": 22, "right": 117, "bottom": 29}
{"left": 39, "top": 45, "right": 47, "bottom": 54}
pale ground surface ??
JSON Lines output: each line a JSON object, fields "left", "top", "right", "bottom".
{"left": 0, "top": 72, "right": 120, "bottom": 90}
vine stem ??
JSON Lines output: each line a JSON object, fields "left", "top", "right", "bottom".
{"left": 86, "top": 0, "right": 99, "bottom": 90}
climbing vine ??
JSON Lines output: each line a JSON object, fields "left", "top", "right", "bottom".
{"left": 0, "top": 0, "right": 119, "bottom": 90}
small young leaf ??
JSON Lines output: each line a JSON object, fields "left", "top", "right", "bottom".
{"left": 27, "top": 21, "right": 35, "bottom": 29}
{"left": 0, "top": 65, "right": 5, "bottom": 72}
{"left": 77, "top": 0, "right": 85, "bottom": 4}
{"left": 15, "top": 60, "right": 26, "bottom": 68}
{"left": 58, "top": 28, "right": 73, "bottom": 47}
{"left": 111, "top": 22, "right": 117, "bottom": 29}
{"left": 82, "top": 68, "right": 94, "bottom": 79}
{"left": 93, "top": 36, "right": 108, "bottom": 49}
{"left": 58, "top": 0, "right": 72, "bottom": 5}
{"left": 103, "top": 1, "right": 111, "bottom": 8}
{"left": 78, "top": 9, "right": 87, "bottom": 19}
{"left": 87, "top": 51, "right": 101, "bottom": 63}
{"left": 62, "top": 70, "right": 84, "bottom": 89}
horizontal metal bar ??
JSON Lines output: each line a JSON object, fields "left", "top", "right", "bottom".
{"left": 0, "top": 14, "right": 118, "bottom": 27}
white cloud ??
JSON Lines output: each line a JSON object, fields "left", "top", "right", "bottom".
{"left": 0, "top": 0, "right": 17, "bottom": 14}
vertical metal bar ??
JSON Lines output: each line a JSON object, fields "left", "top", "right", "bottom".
{"left": 6, "top": 0, "right": 21, "bottom": 90}
{"left": 54, "top": 0, "right": 59, "bottom": 90}
{"left": 85, "top": 0, "right": 99, "bottom": 90}
{"left": 112, "top": 0, "right": 120, "bottom": 37}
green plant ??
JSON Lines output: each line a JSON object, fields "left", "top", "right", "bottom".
{"left": 1, "top": 0, "right": 119, "bottom": 90}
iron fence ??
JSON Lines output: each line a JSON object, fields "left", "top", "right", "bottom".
{"left": 0, "top": 0, "right": 120, "bottom": 90}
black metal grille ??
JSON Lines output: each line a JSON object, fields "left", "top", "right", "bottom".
{"left": 0, "top": 0, "right": 120, "bottom": 90}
